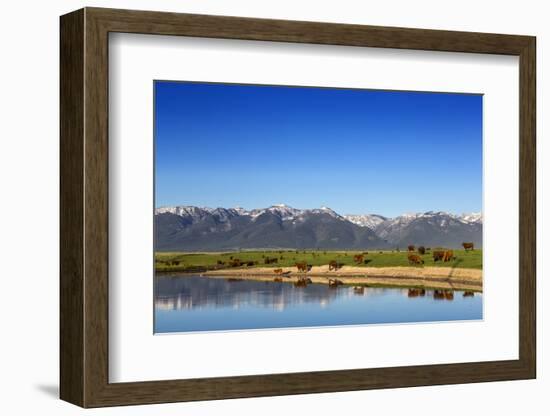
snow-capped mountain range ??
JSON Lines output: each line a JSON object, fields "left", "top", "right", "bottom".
{"left": 155, "top": 204, "right": 482, "bottom": 251}
{"left": 345, "top": 211, "right": 482, "bottom": 230}
{"left": 156, "top": 204, "right": 344, "bottom": 223}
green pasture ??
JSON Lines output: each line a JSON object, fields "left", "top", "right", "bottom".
{"left": 155, "top": 248, "right": 482, "bottom": 272}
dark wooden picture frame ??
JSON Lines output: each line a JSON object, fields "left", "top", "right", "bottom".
{"left": 60, "top": 7, "right": 536, "bottom": 408}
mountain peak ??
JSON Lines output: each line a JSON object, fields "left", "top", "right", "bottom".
{"left": 343, "top": 213, "right": 387, "bottom": 230}
{"left": 310, "top": 206, "right": 341, "bottom": 219}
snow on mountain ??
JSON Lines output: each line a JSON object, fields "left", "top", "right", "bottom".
{"left": 344, "top": 214, "right": 387, "bottom": 230}
{"left": 155, "top": 205, "right": 213, "bottom": 219}
{"left": 308, "top": 206, "right": 342, "bottom": 219}
{"left": 375, "top": 211, "right": 480, "bottom": 232}
{"left": 233, "top": 206, "right": 250, "bottom": 216}
{"left": 156, "top": 205, "right": 482, "bottom": 226}
{"left": 265, "top": 204, "right": 302, "bottom": 220}
{"left": 244, "top": 204, "right": 302, "bottom": 221}
{"left": 459, "top": 212, "right": 482, "bottom": 224}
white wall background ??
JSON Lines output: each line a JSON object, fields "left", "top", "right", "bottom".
{"left": 0, "top": 1, "right": 545, "bottom": 414}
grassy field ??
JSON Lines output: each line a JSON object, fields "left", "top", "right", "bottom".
{"left": 155, "top": 248, "right": 482, "bottom": 273}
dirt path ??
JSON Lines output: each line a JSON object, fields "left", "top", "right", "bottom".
{"left": 197, "top": 265, "right": 482, "bottom": 291}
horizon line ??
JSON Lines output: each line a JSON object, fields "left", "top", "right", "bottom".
{"left": 154, "top": 203, "right": 482, "bottom": 218}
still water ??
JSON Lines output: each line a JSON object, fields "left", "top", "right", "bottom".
{"left": 155, "top": 275, "right": 482, "bottom": 333}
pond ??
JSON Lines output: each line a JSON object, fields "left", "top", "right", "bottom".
{"left": 155, "top": 275, "right": 482, "bottom": 333}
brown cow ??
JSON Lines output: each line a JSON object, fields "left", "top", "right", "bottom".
{"left": 417, "top": 246, "right": 426, "bottom": 255}
{"left": 328, "top": 260, "right": 342, "bottom": 271}
{"left": 353, "top": 254, "right": 364, "bottom": 264}
{"left": 407, "top": 245, "right": 415, "bottom": 252}
{"left": 295, "top": 261, "right": 308, "bottom": 272}
{"left": 273, "top": 268, "right": 283, "bottom": 274}
{"left": 229, "top": 259, "right": 242, "bottom": 267}
{"left": 462, "top": 242, "right": 474, "bottom": 251}
{"left": 432, "top": 250, "right": 445, "bottom": 262}
{"left": 407, "top": 254, "right": 424, "bottom": 265}
{"left": 264, "top": 257, "right": 278, "bottom": 265}
{"left": 443, "top": 250, "right": 455, "bottom": 262}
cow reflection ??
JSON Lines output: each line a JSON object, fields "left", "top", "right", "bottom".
{"left": 433, "top": 290, "right": 454, "bottom": 300}
{"left": 294, "top": 277, "right": 312, "bottom": 287}
{"left": 407, "top": 288, "right": 426, "bottom": 297}
{"left": 328, "top": 278, "right": 344, "bottom": 288}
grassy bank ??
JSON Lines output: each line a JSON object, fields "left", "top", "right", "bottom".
{"left": 155, "top": 248, "right": 482, "bottom": 273}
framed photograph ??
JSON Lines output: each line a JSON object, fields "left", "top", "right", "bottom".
{"left": 60, "top": 7, "right": 536, "bottom": 407}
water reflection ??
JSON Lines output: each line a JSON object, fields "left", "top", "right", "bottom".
{"left": 155, "top": 275, "right": 478, "bottom": 311}
{"left": 433, "top": 290, "right": 454, "bottom": 300}
{"left": 157, "top": 275, "right": 354, "bottom": 311}
{"left": 407, "top": 288, "right": 426, "bottom": 297}
{"left": 155, "top": 275, "right": 483, "bottom": 333}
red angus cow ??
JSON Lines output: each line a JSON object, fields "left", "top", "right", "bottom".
{"left": 462, "top": 242, "right": 474, "bottom": 251}
{"left": 295, "top": 262, "right": 308, "bottom": 272}
{"left": 443, "top": 250, "right": 455, "bottom": 262}
{"left": 432, "top": 250, "right": 445, "bottom": 262}
{"left": 353, "top": 254, "right": 364, "bottom": 264}
{"left": 407, "top": 254, "right": 424, "bottom": 265}
{"left": 329, "top": 260, "right": 341, "bottom": 271}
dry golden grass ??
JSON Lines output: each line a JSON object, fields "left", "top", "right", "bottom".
{"left": 200, "top": 265, "right": 482, "bottom": 291}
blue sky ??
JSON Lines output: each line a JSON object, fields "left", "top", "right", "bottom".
{"left": 154, "top": 81, "right": 482, "bottom": 217}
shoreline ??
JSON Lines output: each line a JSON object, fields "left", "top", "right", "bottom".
{"left": 157, "top": 265, "right": 482, "bottom": 292}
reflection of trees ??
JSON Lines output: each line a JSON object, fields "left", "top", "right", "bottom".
{"left": 155, "top": 275, "right": 402, "bottom": 311}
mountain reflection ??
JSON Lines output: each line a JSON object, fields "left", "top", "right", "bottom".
{"left": 155, "top": 274, "right": 403, "bottom": 311}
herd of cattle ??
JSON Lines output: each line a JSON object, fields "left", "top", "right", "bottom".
{"left": 158, "top": 242, "right": 475, "bottom": 272}
{"left": 270, "top": 241, "right": 476, "bottom": 285}
{"left": 286, "top": 242, "right": 475, "bottom": 271}
{"left": 406, "top": 242, "right": 474, "bottom": 266}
